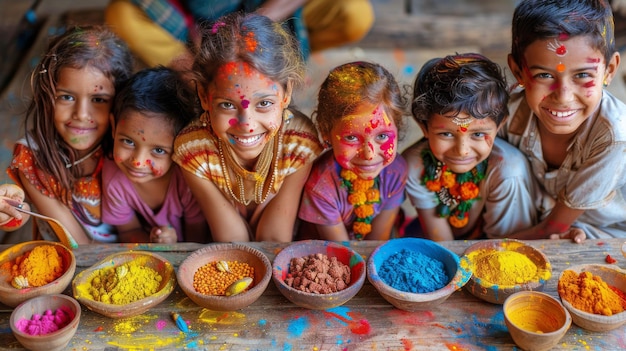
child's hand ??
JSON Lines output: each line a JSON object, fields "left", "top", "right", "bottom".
{"left": 548, "top": 227, "right": 586, "bottom": 243}
{"left": 150, "top": 225, "right": 177, "bottom": 244}
{"left": 0, "top": 184, "right": 30, "bottom": 231}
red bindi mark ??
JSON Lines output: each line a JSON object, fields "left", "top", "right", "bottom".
{"left": 241, "top": 99, "right": 250, "bottom": 109}
{"left": 459, "top": 127, "right": 467, "bottom": 132}
{"left": 556, "top": 63, "right": 566, "bottom": 72}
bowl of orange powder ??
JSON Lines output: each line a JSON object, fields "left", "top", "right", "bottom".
{"left": 557, "top": 264, "right": 626, "bottom": 331}
{"left": 462, "top": 239, "right": 552, "bottom": 304}
{"left": 177, "top": 243, "right": 272, "bottom": 311}
{"left": 0, "top": 241, "right": 76, "bottom": 307}
{"left": 72, "top": 251, "right": 176, "bottom": 318}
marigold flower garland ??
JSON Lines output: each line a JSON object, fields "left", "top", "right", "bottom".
{"left": 421, "top": 150, "right": 487, "bottom": 228}
{"left": 340, "top": 169, "right": 381, "bottom": 240}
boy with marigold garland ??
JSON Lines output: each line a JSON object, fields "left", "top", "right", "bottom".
{"left": 402, "top": 53, "right": 538, "bottom": 241}
{"left": 298, "top": 61, "right": 408, "bottom": 241}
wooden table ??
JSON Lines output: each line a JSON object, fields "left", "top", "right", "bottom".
{"left": 1, "top": 238, "right": 625, "bottom": 350}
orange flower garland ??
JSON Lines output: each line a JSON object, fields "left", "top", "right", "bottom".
{"left": 421, "top": 150, "right": 487, "bottom": 228}
{"left": 341, "top": 169, "right": 380, "bottom": 240}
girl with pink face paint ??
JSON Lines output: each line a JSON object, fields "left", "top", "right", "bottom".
{"left": 403, "top": 53, "right": 538, "bottom": 241}
{"left": 298, "top": 62, "right": 408, "bottom": 241}
{"left": 102, "top": 67, "right": 208, "bottom": 244}
{"left": 173, "top": 13, "right": 323, "bottom": 242}
{"left": 502, "top": 0, "right": 626, "bottom": 240}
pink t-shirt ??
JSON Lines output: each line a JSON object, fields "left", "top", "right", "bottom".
{"left": 102, "top": 158, "right": 204, "bottom": 241}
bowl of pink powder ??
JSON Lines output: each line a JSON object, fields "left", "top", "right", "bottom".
{"left": 0, "top": 241, "right": 76, "bottom": 307}
{"left": 10, "top": 294, "right": 81, "bottom": 351}
{"left": 367, "top": 238, "right": 471, "bottom": 311}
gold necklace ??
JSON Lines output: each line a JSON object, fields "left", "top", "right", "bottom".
{"left": 218, "top": 129, "right": 282, "bottom": 205}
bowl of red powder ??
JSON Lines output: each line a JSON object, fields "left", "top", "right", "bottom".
{"left": 272, "top": 240, "right": 366, "bottom": 310}
{"left": 72, "top": 251, "right": 176, "bottom": 318}
{"left": 557, "top": 264, "right": 626, "bottom": 332}
{"left": 10, "top": 293, "right": 81, "bottom": 351}
{"left": 462, "top": 239, "right": 552, "bottom": 304}
{"left": 177, "top": 243, "right": 272, "bottom": 311}
{"left": 0, "top": 241, "right": 76, "bottom": 307}
{"left": 367, "top": 238, "right": 471, "bottom": 311}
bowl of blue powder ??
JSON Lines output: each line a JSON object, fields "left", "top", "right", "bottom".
{"left": 367, "top": 238, "right": 471, "bottom": 311}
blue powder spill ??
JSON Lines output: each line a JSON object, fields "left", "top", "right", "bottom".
{"left": 378, "top": 249, "right": 449, "bottom": 293}
{"left": 287, "top": 316, "right": 310, "bottom": 338}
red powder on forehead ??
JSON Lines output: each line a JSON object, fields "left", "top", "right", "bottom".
{"left": 244, "top": 32, "right": 257, "bottom": 52}
{"left": 558, "top": 33, "right": 569, "bottom": 41}
{"left": 587, "top": 58, "right": 601, "bottom": 63}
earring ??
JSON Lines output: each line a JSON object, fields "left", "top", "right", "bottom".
{"left": 201, "top": 111, "right": 209, "bottom": 127}
{"left": 517, "top": 82, "right": 524, "bottom": 88}
{"left": 603, "top": 80, "right": 609, "bottom": 88}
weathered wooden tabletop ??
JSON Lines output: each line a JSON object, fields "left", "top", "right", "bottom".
{"left": 0, "top": 238, "right": 625, "bottom": 350}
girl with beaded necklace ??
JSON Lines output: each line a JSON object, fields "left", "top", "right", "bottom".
{"left": 6, "top": 26, "right": 133, "bottom": 244}
{"left": 402, "top": 53, "right": 538, "bottom": 241}
{"left": 297, "top": 61, "right": 408, "bottom": 241}
{"left": 173, "top": 12, "right": 323, "bottom": 242}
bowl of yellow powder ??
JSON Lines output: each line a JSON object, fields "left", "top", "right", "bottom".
{"left": 0, "top": 241, "right": 76, "bottom": 307}
{"left": 462, "top": 239, "right": 552, "bottom": 304}
{"left": 557, "top": 264, "right": 626, "bottom": 332}
{"left": 177, "top": 243, "right": 272, "bottom": 311}
{"left": 72, "top": 251, "right": 176, "bottom": 318}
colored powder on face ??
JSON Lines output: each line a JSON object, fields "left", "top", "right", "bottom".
{"left": 16, "top": 306, "right": 74, "bottom": 335}
{"left": 378, "top": 249, "right": 449, "bottom": 293}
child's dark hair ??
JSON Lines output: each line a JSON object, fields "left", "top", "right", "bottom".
{"left": 26, "top": 25, "right": 133, "bottom": 194}
{"left": 315, "top": 61, "right": 407, "bottom": 139}
{"left": 511, "top": 0, "right": 615, "bottom": 68}
{"left": 112, "top": 66, "right": 199, "bottom": 137}
{"left": 192, "top": 12, "right": 305, "bottom": 95}
{"left": 412, "top": 53, "right": 509, "bottom": 127}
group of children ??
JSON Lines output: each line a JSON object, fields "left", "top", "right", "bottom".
{"left": 0, "top": 0, "right": 624, "bottom": 244}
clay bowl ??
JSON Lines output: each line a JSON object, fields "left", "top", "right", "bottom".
{"left": 272, "top": 240, "right": 366, "bottom": 310}
{"left": 177, "top": 243, "right": 272, "bottom": 311}
{"left": 557, "top": 264, "right": 626, "bottom": 332}
{"left": 367, "top": 237, "right": 471, "bottom": 311}
{"left": 10, "top": 294, "right": 81, "bottom": 351}
{"left": 72, "top": 251, "right": 175, "bottom": 318}
{"left": 503, "top": 291, "right": 571, "bottom": 351}
{"left": 0, "top": 241, "right": 76, "bottom": 307}
{"left": 462, "top": 239, "right": 552, "bottom": 304}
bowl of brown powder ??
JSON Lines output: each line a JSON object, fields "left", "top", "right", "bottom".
{"left": 0, "top": 241, "right": 76, "bottom": 307}
{"left": 272, "top": 240, "right": 366, "bottom": 310}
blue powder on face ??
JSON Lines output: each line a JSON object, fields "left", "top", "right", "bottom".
{"left": 378, "top": 249, "right": 449, "bottom": 293}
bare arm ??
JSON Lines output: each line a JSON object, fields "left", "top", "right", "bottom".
{"left": 255, "top": 0, "right": 308, "bottom": 21}
{"left": 115, "top": 216, "right": 150, "bottom": 243}
{"left": 509, "top": 201, "right": 586, "bottom": 243}
{"left": 184, "top": 220, "right": 209, "bottom": 243}
{"left": 19, "top": 173, "right": 91, "bottom": 244}
{"left": 367, "top": 208, "right": 400, "bottom": 241}
{"left": 415, "top": 207, "right": 455, "bottom": 241}
{"left": 181, "top": 170, "right": 250, "bottom": 242}
{"left": 316, "top": 223, "right": 350, "bottom": 241}
{"left": 256, "top": 163, "right": 313, "bottom": 242}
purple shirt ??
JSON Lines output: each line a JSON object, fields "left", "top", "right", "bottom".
{"left": 298, "top": 151, "right": 407, "bottom": 239}
{"left": 102, "top": 158, "right": 204, "bottom": 241}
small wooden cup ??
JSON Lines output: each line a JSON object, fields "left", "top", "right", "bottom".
{"left": 10, "top": 294, "right": 81, "bottom": 351}
{"left": 504, "top": 291, "right": 571, "bottom": 351}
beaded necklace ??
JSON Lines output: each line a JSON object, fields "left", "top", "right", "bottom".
{"left": 218, "top": 128, "right": 282, "bottom": 205}
{"left": 420, "top": 149, "right": 487, "bottom": 228}
{"left": 340, "top": 169, "right": 381, "bottom": 240}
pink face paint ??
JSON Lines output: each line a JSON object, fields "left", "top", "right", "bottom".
{"left": 583, "top": 81, "right": 596, "bottom": 88}
{"left": 241, "top": 99, "right": 250, "bottom": 109}
{"left": 587, "top": 57, "right": 601, "bottom": 63}
{"left": 228, "top": 118, "right": 238, "bottom": 126}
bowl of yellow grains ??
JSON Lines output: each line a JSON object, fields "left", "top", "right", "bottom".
{"left": 177, "top": 243, "right": 272, "bottom": 311}
{"left": 557, "top": 264, "right": 626, "bottom": 332}
{"left": 0, "top": 241, "right": 76, "bottom": 307}
{"left": 71, "top": 251, "right": 176, "bottom": 318}
{"left": 462, "top": 239, "right": 552, "bottom": 304}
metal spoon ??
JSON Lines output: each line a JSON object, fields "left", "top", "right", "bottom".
{"left": 5, "top": 199, "right": 78, "bottom": 249}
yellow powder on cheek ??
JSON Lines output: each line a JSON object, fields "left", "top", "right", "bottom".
{"left": 10, "top": 245, "right": 64, "bottom": 287}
